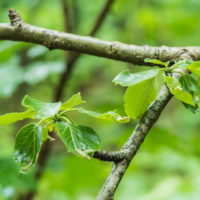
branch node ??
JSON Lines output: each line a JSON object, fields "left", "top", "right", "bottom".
{"left": 93, "top": 150, "right": 128, "bottom": 163}
{"left": 173, "top": 48, "right": 196, "bottom": 61}
{"left": 8, "top": 9, "right": 23, "bottom": 27}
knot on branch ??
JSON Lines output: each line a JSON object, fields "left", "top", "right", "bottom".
{"left": 8, "top": 9, "right": 23, "bottom": 27}
{"left": 109, "top": 42, "right": 120, "bottom": 56}
{"left": 173, "top": 48, "right": 196, "bottom": 61}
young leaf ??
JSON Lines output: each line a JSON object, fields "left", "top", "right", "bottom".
{"left": 75, "top": 107, "right": 129, "bottom": 123}
{"left": 14, "top": 123, "right": 43, "bottom": 174}
{"left": 0, "top": 109, "right": 34, "bottom": 125}
{"left": 22, "top": 95, "right": 61, "bottom": 119}
{"left": 113, "top": 69, "right": 159, "bottom": 87}
{"left": 179, "top": 74, "right": 200, "bottom": 96}
{"left": 182, "top": 103, "right": 199, "bottom": 113}
{"left": 164, "top": 76, "right": 194, "bottom": 106}
{"left": 60, "top": 92, "right": 86, "bottom": 111}
{"left": 55, "top": 121, "right": 100, "bottom": 157}
{"left": 179, "top": 74, "right": 200, "bottom": 113}
{"left": 42, "top": 126, "right": 49, "bottom": 142}
{"left": 124, "top": 74, "right": 162, "bottom": 119}
{"left": 144, "top": 58, "right": 169, "bottom": 66}
{"left": 187, "top": 61, "right": 200, "bottom": 76}
{"left": 175, "top": 59, "right": 193, "bottom": 69}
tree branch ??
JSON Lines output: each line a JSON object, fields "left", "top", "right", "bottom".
{"left": 89, "top": 0, "right": 114, "bottom": 36}
{"left": 61, "top": 0, "right": 73, "bottom": 33}
{"left": 4, "top": 9, "right": 199, "bottom": 200}
{"left": 96, "top": 51, "right": 192, "bottom": 200}
{"left": 92, "top": 150, "right": 129, "bottom": 162}
{"left": 1, "top": 10, "right": 200, "bottom": 66}
{"left": 96, "top": 84, "right": 172, "bottom": 200}
{"left": 17, "top": 1, "right": 116, "bottom": 198}
{"left": 55, "top": 0, "right": 115, "bottom": 100}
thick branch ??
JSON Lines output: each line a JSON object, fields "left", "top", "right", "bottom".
{"left": 0, "top": 20, "right": 200, "bottom": 65}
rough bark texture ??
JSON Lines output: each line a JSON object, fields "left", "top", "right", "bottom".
{"left": 0, "top": 20, "right": 200, "bottom": 65}
{"left": 96, "top": 52, "right": 192, "bottom": 200}
{"left": 93, "top": 150, "right": 129, "bottom": 162}
{"left": 96, "top": 85, "right": 172, "bottom": 200}
{"left": 2, "top": 9, "right": 199, "bottom": 200}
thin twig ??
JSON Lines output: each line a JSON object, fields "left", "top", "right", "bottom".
{"left": 93, "top": 150, "right": 129, "bottom": 162}
{"left": 61, "top": 0, "right": 73, "bottom": 33}
{"left": 55, "top": 0, "right": 116, "bottom": 101}
{"left": 89, "top": 0, "right": 114, "bottom": 36}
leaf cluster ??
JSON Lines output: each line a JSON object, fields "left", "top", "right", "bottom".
{"left": 113, "top": 59, "right": 200, "bottom": 119}
{"left": 0, "top": 93, "right": 129, "bottom": 174}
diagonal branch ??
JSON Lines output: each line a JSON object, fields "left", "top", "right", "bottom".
{"left": 96, "top": 84, "right": 172, "bottom": 200}
{"left": 61, "top": 0, "right": 73, "bottom": 33}
{"left": 96, "top": 52, "right": 192, "bottom": 200}
{"left": 89, "top": 0, "right": 114, "bottom": 36}
{"left": 55, "top": 0, "right": 116, "bottom": 100}
{"left": 4, "top": 9, "right": 199, "bottom": 200}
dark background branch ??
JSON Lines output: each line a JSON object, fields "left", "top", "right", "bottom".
{"left": 17, "top": 0, "right": 115, "bottom": 199}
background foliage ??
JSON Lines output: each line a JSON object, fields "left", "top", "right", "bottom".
{"left": 1, "top": 0, "right": 200, "bottom": 199}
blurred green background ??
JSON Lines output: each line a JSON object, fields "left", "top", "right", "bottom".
{"left": 0, "top": 0, "right": 200, "bottom": 199}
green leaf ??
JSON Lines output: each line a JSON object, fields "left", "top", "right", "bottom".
{"left": 14, "top": 123, "right": 43, "bottom": 174}
{"left": 175, "top": 59, "right": 193, "bottom": 69}
{"left": 187, "top": 61, "right": 200, "bottom": 76}
{"left": 55, "top": 121, "right": 100, "bottom": 157}
{"left": 164, "top": 76, "right": 194, "bottom": 106}
{"left": 60, "top": 92, "right": 86, "bottom": 111}
{"left": 144, "top": 58, "right": 169, "bottom": 66}
{"left": 182, "top": 103, "right": 199, "bottom": 113}
{"left": 124, "top": 74, "right": 162, "bottom": 119}
{"left": 22, "top": 95, "right": 61, "bottom": 119}
{"left": 179, "top": 74, "right": 200, "bottom": 113}
{"left": 75, "top": 107, "right": 129, "bottom": 123}
{"left": 113, "top": 69, "right": 160, "bottom": 87}
{"left": 179, "top": 74, "right": 200, "bottom": 96}
{"left": 42, "top": 126, "right": 49, "bottom": 142}
{"left": 0, "top": 109, "right": 34, "bottom": 125}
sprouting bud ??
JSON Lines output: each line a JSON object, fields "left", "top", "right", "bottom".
{"left": 8, "top": 9, "right": 23, "bottom": 26}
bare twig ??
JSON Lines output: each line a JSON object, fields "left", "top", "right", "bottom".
{"left": 17, "top": 1, "right": 116, "bottom": 199}
{"left": 55, "top": 0, "right": 116, "bottom": 100}
{"left": 89, "top": 0, "right": 114, "bottom": 36}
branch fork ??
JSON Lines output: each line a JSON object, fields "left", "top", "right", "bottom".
{"left": 1, "top": 8, "right": 198, "bottom": 200}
